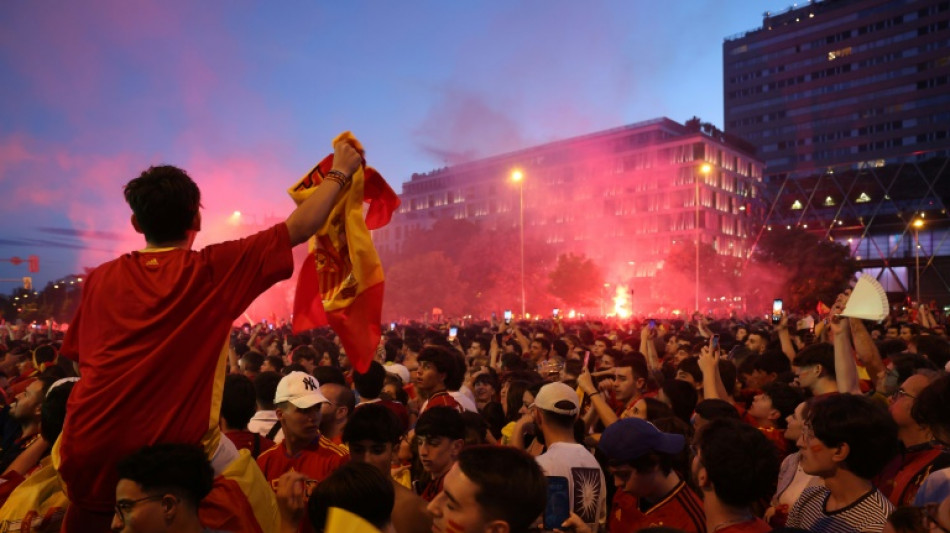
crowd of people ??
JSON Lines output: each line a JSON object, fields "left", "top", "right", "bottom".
{"left": 0, "top": 134, "right": 949, "bottom": 533}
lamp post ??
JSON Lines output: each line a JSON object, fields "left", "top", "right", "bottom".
{"left": 696, "top": 163, "right": 712, "bottom": 312}
{"left": 512, "top": 170, "right": 526, "bottom": 317}
{"left": 913, "top": 218, "right": 924, "bottom": 304}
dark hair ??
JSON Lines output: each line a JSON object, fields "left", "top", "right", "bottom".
{"left": 221, "top": 373, "right": 257, "bottom": 429}
{"left": 312, "top": 338, "right": 340, "bottom": 368}
{"left": 116, "top": 443, "right": 213, "bottom": 510}
{"left": 675, "top": 357, "right": 702, "bottom": 383}
{"left": 40, "top": 380, "right": 75, "bottom": 443}
{"left": 693, "top": 399, "right": 740, "bottom": 422}
{"left": 461, "top": 411, "right": 490, "bottom": 446}
{"left": 382, "top": 373, "right": 409, "bottom": 405}
{"left": 307, "top": 462, "right": 394, "bottom": 532}
{"left": 313, "top": 366, "right": 346, "bottom": 387}
{"left": 760, "top": 382, "right": 804, "bottom": 429}
{"left": 415, "top": 406, "right": 465, "bottom": 440}
{"left": 805, "top": 394, "right": 899, "bottom": 479}
{"left": 505, "top": 380, "right": 531, "bottom": 423}
{"left": 264, "top": 355, "right": 284, "bottom": 373}
{"left": 642, "top": 397, "right": 674, "bottom": 422}
{"left": 124, "top": 165, "right": 201, "bottom": 244}
{"left": 660, "top": 380, "right": 698, "bottom": 425}
{"left": 753, "top": 350, "right": 792, "bottom": 377}
{"left": 32, "top": 344, "right": 57, "bottom": 367}
{"left": 696, "top": 418, "right": 779, "bottom": 508}
{"left": 531, "top": 337, "right": 551, "bottom": 353}
{"left": 456, "top": 446, "right": 547, "bottom": 533}
{"left": 291, "top": 345, "right": 318, "bottom": 365}
{"left": 344, "top": 403, "right": 404, "bottom": 445}
{"left": 912, "top": 374, "right": 950, "bottom": 437}
{"left": 913, "top": 334, "right": 950, "bottom": 370}
{"left": 240, "top": 350, "right": 265, "bottom": 373}
{"left": 615, "top": 351, "right": 649, "bottom": 381}
{"left": 889, "top": 353, "right": 938, "bottom": 385}
{"left": 418, "top": 346, "right": 462, "bottom": 390}
{"left": 717, "top": 359, "right": 737, "bottom": 396}
{"left": 254, "top": 371, "right": 282, "bottom": 410}
{"left": 792, "top": 343, "right": 836, "bottom": 379}
{"left": 353, "top": 361, "right": 386, "bottom": 399}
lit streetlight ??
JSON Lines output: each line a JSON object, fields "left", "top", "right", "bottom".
{"left": 511, "top": 169, "right": 526, "bottom": 317}
{"left": 913, "top": 218, "right": 924, "bottom": 304}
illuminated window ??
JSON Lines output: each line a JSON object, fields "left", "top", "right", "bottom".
{"left": 824, "top": 196, "right": 835, "bottom": 206}
{"left": 791, "top": 200, "right": 803, "bottom": 210}
{"left": 856, "top": 193, "right": 871, "bottom": 203}
{"left": 828, "top": 47, "right": 852, "bottom": 61}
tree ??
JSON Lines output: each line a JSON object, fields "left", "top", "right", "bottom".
{"left": 751, "top": 228, "right": 858, "bottom": 312}
{"left": 383, "top": 251, "right": 468, "bottom": 320}
{"left": 547, "top": 253, "right": 604, "bottom": 309}
{"left": 654, "top": 241, "right": 742, "bottom": 311}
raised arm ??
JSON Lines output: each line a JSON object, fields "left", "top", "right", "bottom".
{"left": 831, "top": 292, "right": 861, "bottom": 394}
{"left": 776, "top": 311, "right": 797, "bottom": 362}
{"left": 849, "top": 318, "right": 885, "bottom": 392}
{"left": 285, "top": 139, "right": 363, "bottom": 247}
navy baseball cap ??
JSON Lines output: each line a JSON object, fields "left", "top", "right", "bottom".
{"left": 598, "top": 418, "right": 685, "bottom": 464}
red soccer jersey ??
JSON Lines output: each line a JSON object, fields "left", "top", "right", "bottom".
{"left": 56, "top": 224, "right": 294, "bottom": 511}
{"left": 608, "top": 481, "right": 706, "bottom": 533}
{"left": 225, "top": 430, "right": 276, "bottom": 459}
{"left": 256, "top": 435, "right": 350, "bottom": 490}
{"left": 717, "top": 518, "right": 771, "bottom": 533}
{"left": 421, "top": 391, "right": 462, "bottom": 414}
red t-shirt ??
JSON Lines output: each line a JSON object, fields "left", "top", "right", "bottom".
{"left": 57, "top": 224, "right": 294, "bottom": 511}
{"left": 608, "top": 480, "right": 706, "bottom": 533}
{"left": 421, "top": 391, "right": 462, "bottom": 413}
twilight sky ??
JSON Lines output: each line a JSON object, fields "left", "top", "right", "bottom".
{"left": 0, "top": 0, "right": 778, "bottom": 290}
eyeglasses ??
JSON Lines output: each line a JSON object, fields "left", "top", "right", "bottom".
{"left": 893, "top": 388, "right": 917, "bottom": 400}
{"left": 114, "top": 495, "right": 164, "bottom": 522}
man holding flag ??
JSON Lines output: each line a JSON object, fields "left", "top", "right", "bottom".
{"left": 56, "top": 135, "right": 385, "bottom": 531}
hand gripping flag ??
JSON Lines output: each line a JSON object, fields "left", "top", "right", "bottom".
{"left": 287, "top": 132, "right": 399, "bottom": 373}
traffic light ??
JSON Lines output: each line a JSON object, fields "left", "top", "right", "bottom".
{"left": 28, "top": 255, "right": 38, "bottom": 273}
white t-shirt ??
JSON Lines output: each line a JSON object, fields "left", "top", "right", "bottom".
{"left": 535, "top": 442, "right": 607, "bottom": 531}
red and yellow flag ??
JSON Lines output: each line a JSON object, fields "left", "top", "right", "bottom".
{"left": 287, "top": 133, "right": 399, "bottom": 373}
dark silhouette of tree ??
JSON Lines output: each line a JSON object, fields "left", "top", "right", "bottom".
{"left": 751, "top": 228, "right": 858, "bottom": 312}
{"left": 547, "top": 253, "right": 604, "bottom": 309}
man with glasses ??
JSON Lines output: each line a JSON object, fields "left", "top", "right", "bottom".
{"left": 787, "top": 394, "right": 899, "bottom": 532}
{"left": 111, "top": 443, "right": 212, "bottom": 533}
{"left": 413, "top": 406, "right": 465, "bottom": 502}
{"left": 877, "top": 370, "right": 950, "bottom": 506}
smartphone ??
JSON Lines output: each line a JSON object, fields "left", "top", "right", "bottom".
{"left": 504, "top": 310, "right": 512, "bottom": 325}
{"left": 553, "top": 308, "right": 559, "bottom": 318}
{"left": 492, "top": 311, "right": 497, "bottom": 320}
{"left": 543, "top": 476, "right": 571, "bottom": 530}
{"left": 449, "top": 327, "right": 458, "bottom": 340}
{"left": 711, "top": 334, "right": 720, "bottom": 351}
{"left": 648, "top": 319, "right": 656, "bottom": 329}
{"left": 583, "top": 351, "right": 590, "bottom": 372}
{"left": 772, "top": 299, "right": 783, "bottom": 325}
{"left": 390, "top": 322, "right": 396, "bottom": 331}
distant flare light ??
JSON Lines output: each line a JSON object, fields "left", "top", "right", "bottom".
{"left": 511, "top": 170, "right": 524, "bottom": 183}
{"left": 229, "top": 211, "right": 242, "bottom": 225}
{"left": 611, "top": 285, "right": 632, "bottom": 319}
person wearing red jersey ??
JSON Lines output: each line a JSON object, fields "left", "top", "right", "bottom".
{"left": 257, "top": 372, "right": 349, "bottom": 533}
{"left": 55, "top": 138, "right": 363, "bottom": 531}
{"left": 220, "top": 373, "right": 275, "bottom": 459}
{"left": 415, "top": 347, "right": 462, "bottom": 414}
{"left": 692, "top": 418, "right": 780, "bottom": 533}
{"left": 596, "top": 418, "right": 706, "bottom": 533}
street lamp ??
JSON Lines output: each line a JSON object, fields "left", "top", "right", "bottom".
{"left": 913, "top": 218, "right": 924, "bottom": 304}
{"left": 696, "top": 163, "right": 712, "bottom": 312}
{"left": 511, "top": 169, "right": 526, "bottom": 317}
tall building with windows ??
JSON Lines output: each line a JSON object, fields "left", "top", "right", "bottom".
{"left": 374, "top": 117, "right": 764, "bottom": 301}
{"left": 724, "top": 0, "right": 950, "bottom": 302}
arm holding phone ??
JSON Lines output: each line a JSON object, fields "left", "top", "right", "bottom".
{"left": 578, "top": 369, "right": 619, "bottom": 428}
{"left": 830, "top": 291, "right": 861, "bottom": 394}
{"left": 698, "top": 342, "right": 733, "bottom": 404}
{"left": 776, "top": 311, "right": 797, "bottom": 362}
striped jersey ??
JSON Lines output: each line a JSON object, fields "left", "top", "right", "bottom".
{"left": 787, "top": 486, "right": 893, "bottom": 533}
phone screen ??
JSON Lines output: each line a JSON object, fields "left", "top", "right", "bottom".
{"left": 543, "top": 476, "right": 571, "bottom": 530}
{"left": 449, "top": 327, "right": 458, "bottom": 339}
{"left": 553, "top": 308, "right": 559, "bottom": 318}
{"left": 390, "top": 322, "right": 396, "bottom": 331}
{"left": 648, "top": 319, "right": 656, "bottom": 329}
{"left": 504, "top": 310, "right": 512, "bottom": 324}
{"left": 711, "top": 334, "right": 720, "bottom": 351}
{"left": 583, "top": 351, "right": 590, "bottom": 372}
{"left": 772, "top": 299, "right": 783, "bottom": 325}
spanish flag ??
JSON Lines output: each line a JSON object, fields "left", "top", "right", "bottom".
{"left": 287, "top": 133, "right": 399, "bottom": 373}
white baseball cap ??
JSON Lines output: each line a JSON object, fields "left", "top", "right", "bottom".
{"left": 274, "top": 371, "right": 329, "bottom": 409}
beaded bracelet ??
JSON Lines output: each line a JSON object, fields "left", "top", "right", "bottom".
{"left": 324, "top": 169, "right": 350, "bottom": 189}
